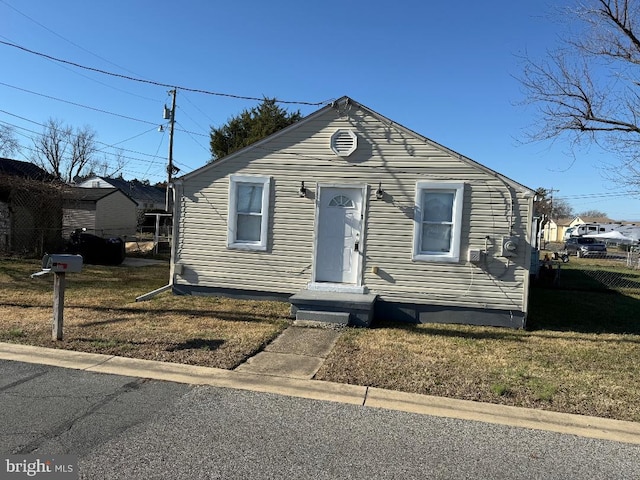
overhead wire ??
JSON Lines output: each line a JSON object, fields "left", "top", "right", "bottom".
{"left": 0, "top": 110, "right": 165, "bottom": 163}
{"left": 0, "top": 0, "right": 144, "bottom": 78}
{"left": 0, "top": 82, "right": 158, "bottom": 126}
{"left": 0, "top": 117, "right": 166, "bottom": 169}
{"left": 0, "top": 82, "right": 210, "bottom": 139}
{"left": 175, "top": 121, "right": 209, "bottom": 155}
{"left": 0, "top": 40, "right": 330, "bottom": 106}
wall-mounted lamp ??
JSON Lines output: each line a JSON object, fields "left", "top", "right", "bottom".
{"left": 375, "top": 182, "right": 384, "bottom": 200}
{"left": 299, "top": 181, "right": 307, "bottom": 198}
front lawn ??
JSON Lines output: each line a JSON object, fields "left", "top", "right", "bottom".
{"left": 2, "top": 257, "right": 639, "bottom": 422}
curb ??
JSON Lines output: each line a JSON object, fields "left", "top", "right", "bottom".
{"left": 1, "top": 342, "right": 639, "bottom": 445}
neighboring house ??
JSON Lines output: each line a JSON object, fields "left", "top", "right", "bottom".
{"left": 170, "top": 97, "right": 535, "bottom": 328}
{"left": 543, "top": 218, "right": 572, "bottom": 243}
{"left": 77, "top": 176, "right": 167, "bottom": 212}
{"left": 0, "top": 157, "right": 62, "bottom": 255}
{"left": 63, "top": 187, "right": 138, "bottom": 238}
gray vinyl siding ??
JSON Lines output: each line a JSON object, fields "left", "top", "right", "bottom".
{"left": 175, "top": 105, "right": 532, "bottom": 313}
{"left": 63, "top": 192, "right": 137, "bottom": 238}
{"left": 95, "top": 192, "right": 137, "bottom": 237}
{"left": 63, "top": 202, "right": 96, "bottom": 236}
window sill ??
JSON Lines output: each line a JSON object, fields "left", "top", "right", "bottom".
{"left": 412, "top": 254, "right": 460, "bottom": 263}
{"left": 227, "top": 243, "right": 267, "bottom": 252}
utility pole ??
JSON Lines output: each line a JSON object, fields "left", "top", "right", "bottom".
{"left": 165, "top": 88, "right": 177, "bottom": 212}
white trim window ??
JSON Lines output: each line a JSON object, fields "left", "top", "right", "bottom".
{"left": 413, "top": 181, "right": 464, "bottom": 262}
{"left": 227, "top": 175, "right": 271, "bottom": 251}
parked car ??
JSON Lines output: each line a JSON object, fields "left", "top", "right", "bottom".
{"left": 563, "top": 237, "right": 607, "bottom": 257}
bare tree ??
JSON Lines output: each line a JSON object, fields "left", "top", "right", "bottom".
{"left": 0, "top": 124, "right": 20, "bottom": 157}
{"left": 520, "top": 0, "right": 640, "bottom": 188}
{"left": 86, "top": 150, "right": 126, "bottom": 179}
{"left": 32, "top": 118, "right": 97, "bottom": 182}
{"left": 69, "top": 125, "right": 97, "bottom": 181}
{"left": 577, "top": 209, "right": 609, "bottom": 218}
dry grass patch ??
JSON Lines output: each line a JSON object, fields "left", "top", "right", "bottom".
{"left": 0, "top": 259, "right": 290, "bottom": 369}
{"left": 4, "top": 257, "right": 640, "bottom": 422}
{"left": 315, "top": 322, "right": 640, "bottom": 422}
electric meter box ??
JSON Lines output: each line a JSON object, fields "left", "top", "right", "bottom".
{"left": 500, "top": 236, "right": 519, "bottom": 257}
{"left": 42, "top": 254, "right": 83, "bottom": 273}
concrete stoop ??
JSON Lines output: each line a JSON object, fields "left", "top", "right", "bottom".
{"left": 289, "top": 290, "right": 378, "bottom": 327}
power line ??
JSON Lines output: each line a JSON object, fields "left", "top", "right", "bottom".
{"left": 557, "top": 192, "right": 639, "bottom": 200}
{"left": 175, "top": 121, "right": 209, "bottom": 155}
{"left": 0, "top": 117, "right": 165, "bottom": 166}
{"left": 0, "top": 82, "right": 158, "bottom": 126}
{"left": 0, "top": 39, "right": 330, "bottom": 106}
{"left": 0, "top": 81, "right": 209, "bottom": 138}
{"left": 0, "top": 0, "right": 145, "bottom": 79}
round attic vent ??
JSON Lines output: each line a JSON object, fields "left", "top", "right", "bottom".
{"left": 330, "top": 129, "right": 357, "bottom": 157}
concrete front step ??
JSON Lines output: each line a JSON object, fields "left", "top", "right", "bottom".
{"left": 289, "top": 290, "right": 378, "bottom": 327}
{"left": 296, "top": 310, "right": 351, "bottom": 324}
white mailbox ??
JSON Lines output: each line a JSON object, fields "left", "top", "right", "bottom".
{"left": 42, "top": 254, "right": 83, "bottom": 273}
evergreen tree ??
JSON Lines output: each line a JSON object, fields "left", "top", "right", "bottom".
{"left": 209, "top": 98, "right": 301, "bottom": 161}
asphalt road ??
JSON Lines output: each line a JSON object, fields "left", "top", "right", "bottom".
{"left": 1, "top": 359, "right": 639, "bottom": 480}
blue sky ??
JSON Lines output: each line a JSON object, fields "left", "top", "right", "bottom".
{"left": 2, "top": 0, "right": 639, "bottom": 220}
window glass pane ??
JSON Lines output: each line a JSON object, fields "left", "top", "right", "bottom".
{"left": 421, "top": 224, "right": 452, "bottom": 253}
{"left": 329, "top": 195, "right": 354, "bottom": 208}
{"left": 422, "top": 192, "right": 453, "bottom": 222}
{"left": 237, "top": 214, "right": 262, "bottom": 241}
{"left": 237, "top": 184, "right": 263, "bottom": 213}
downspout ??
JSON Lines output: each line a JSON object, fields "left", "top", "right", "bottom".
{"left": 521, "top": 189, "right": 535, "bottom": 327}
{"left": 135, "top": 180, "right": 183, "bottom": 302}
{"left": 493, "top": 172, "right": 534, "bottom": 328}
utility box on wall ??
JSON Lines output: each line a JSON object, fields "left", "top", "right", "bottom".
{"left": 468, "top": 248, "right": 483, "bottom": 263}
{"left": 501, "top": 236, "right": 519, "bottom": 257}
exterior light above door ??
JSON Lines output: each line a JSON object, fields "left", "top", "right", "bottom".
{"left": 375, "top": 182, "right": 384, "bottom": 199}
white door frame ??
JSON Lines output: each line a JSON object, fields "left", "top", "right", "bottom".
{"left": 309, "top": 183, "right": 368, "bottom": 294}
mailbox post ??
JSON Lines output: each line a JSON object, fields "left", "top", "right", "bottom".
{"left": 32, "top": 254, "right": 83, "bottom": 341}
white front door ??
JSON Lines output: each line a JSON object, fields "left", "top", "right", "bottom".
{"left": 315, "top": 186, "right": 363, "bottom": 284}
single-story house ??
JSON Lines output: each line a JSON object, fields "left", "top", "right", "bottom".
{"left": 63, "top": 187, "right": 138, "bottom": 238}
{"left": 169, "top": 97, "right": 535, "bottom": 328}
{"left": 77, "top": 176, "right": 167, "bottom": 213}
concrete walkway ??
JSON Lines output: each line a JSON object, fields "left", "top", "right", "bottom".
{"left": 234, "top": 325, "right": 342, "bottom": 379}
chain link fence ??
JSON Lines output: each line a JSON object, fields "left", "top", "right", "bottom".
{"left": 0, "top": 175, "right": 169, "bottom": 258}
{"left": 0, "top": 174, "right": 66, "bottom": 257}
{"left": 537, "top": 244, "right": 640, "bottom": 297}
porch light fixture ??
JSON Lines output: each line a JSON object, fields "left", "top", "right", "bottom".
{"left": 375, "top": 182, "right": 384, "bottom": 200}
{"left": 299, "top": 181, "right": 307, "bottom": 198}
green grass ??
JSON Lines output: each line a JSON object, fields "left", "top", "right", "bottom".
{"left": 3, "top": 256, "right": 640, "bottom": 422}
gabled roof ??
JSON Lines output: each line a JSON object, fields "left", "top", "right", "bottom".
{"left": 65, "top": 187, "right": 137, "bottom": 205}
{"left": 179, "top": 96, "right": 534, "bottom": 195}
{"left": 0, "top": 157, "right": 55, "bottom": 181}
{"left": 573, "top": 216, "right": 617, "bottom": 224}
{"left": 80, "top": 176, "right": 166, "bottom": 205}
{"left": 551, "top": 218, "right": 573, "bottom": 226}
